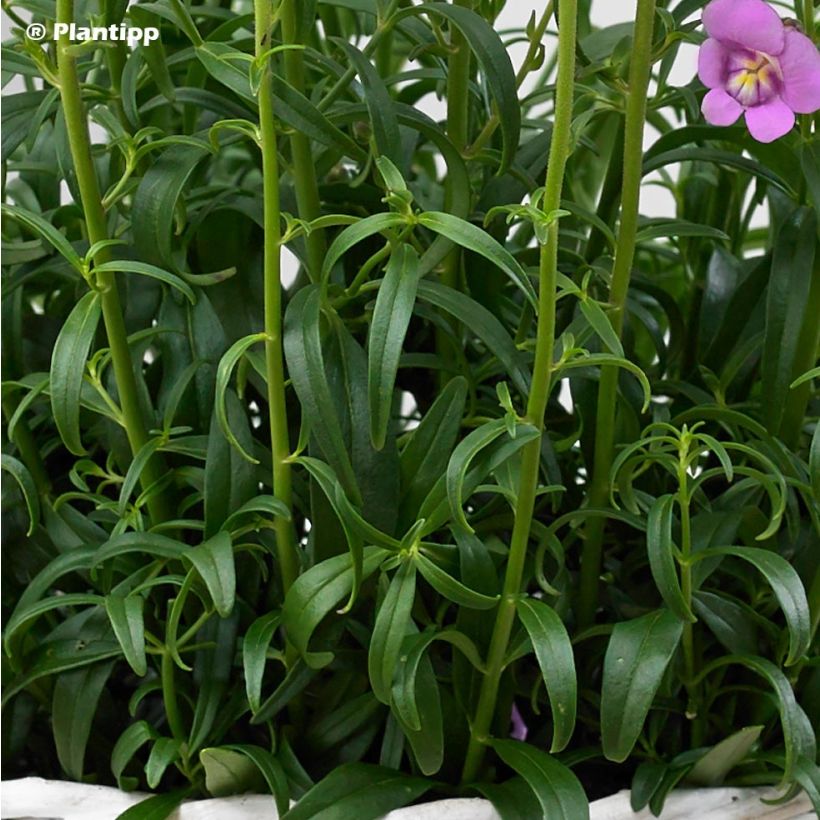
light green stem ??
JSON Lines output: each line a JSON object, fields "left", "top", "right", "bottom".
{"left": 577, "top": 0, "right": 656, "bottom": 628}
{"left": 256, "top": 0, "right": 299, "bottom": 595}
{"left": 280, "top": 0, "right": 327, "bottom": 281}
{"left": 460, "top": 0, "right": 577, "bottom": 783}
{"left": 55, "top": 0, "right": 169, "bottom": 526}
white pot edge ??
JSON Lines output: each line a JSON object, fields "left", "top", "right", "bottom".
{"left": 0, "top": 777, "right": 813, "bottom": 820}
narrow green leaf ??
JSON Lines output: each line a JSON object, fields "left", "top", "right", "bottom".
{"left": 215, "top": 332, "right": 266, "bottom": 464}
{"left": 414, "top": 552, "right": 499, "bottom": 610}
{"left": 242, "top": 612, "right": 281, "bottom": 714}
{"left": 114, "top": 791, "right": 188, "bottom": 820}
{"left": 579, "top": 299, "right": 624, "bottom": 357}
{"left": 93, "top": 260, "right": 196, "bottom": 304}
{"left": 399, "top": 376, "right": 467, "bottom": 523}
{"left": 490, "top": 739, "right": 589, "bottom": 820}
{"left": 183, "top": 532, "right": 236, "bottom": 618}
{"left": 1, "top": 455, "right": 40, "bottom": 535}
{"left": 721, "top": 654, "right": 816, "bottom": 782}
{"left": 222, "top": 744, "right": 290, "bottom": 817}
{"left": 762, "top": 207, "right": 817, "bottom": 433}
{"left": 282, "top": 763, "right": 431, "bottom": 820}
{"left": 145, "top": 737, "right": 182, "bottom": 789}
{"left": 105, "top": 595, "right": 147, "bottom": 676}
{"left": 446, "top": 418, "right": 508, "bottom": 532}
{"left": 516, "top": 598, "right": 577, "bottom": 752}
{"left": 687, "top": 726, "right": 763, "bottom": 786}
{"left": 336, "top": 40, "right": 401, "bottom": 163}
{"left": 369, "top": 560, "right": 417, "bottom": 703}
{"left": 52, "top": 662, "right": 114, "bottom": 780}
{"left": 415, "top": 281, "right": 529, "bottom": 394}
{"left": 282, "top": 547, "right": 387, "bottom": 667}
{"left": 393, "top": 642, "right": 443, "bottom": 775}
{"left": 50, "top": 290, "right": 101, "bottom": 455}
{"left": 646, "top": 495, "right": 695, "bottom": 623}
{"left": 272, "top": 74, "right": 366, "bottom": 161}
{"left": 319, "top": 213, "right": 405, "bottom": 287}
{"left": 284, "top": 288, "right": 359, "bottom": 498}
{"left": 694, "top": 547, "right": 810, "bottom": 666}
{"left": 601, "top": 609, "right": 684, "bottom": 762}
{"left": 402, "top": 2, "right": 520, "bottom": 170}
{"left": 1, "top": 203, "right": 83, "bottom": 272}
{"left": 368, "top": 245, "right": 419, "bottom": 449}
{"left": 416, "top": 212, "right": 537, "bottom": 309}
{"left": 111, "top": 721, "right": 158, "bottom": 789}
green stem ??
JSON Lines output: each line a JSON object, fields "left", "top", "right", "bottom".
{"left": 577, "top": 0, "right": 656, "bottom": 628}
{"left": 437, "top": 0, "right": 474, "bottom": 384}
{"left": 256, "top": 0, "right": 299, "bottom": 595}
{"left": 161, "top": 650, "right": 186, "bottom": 743}
{"left": 280, "top": 0, "right": 327, "bottom": 281}
{"left": 55, "top": 0, "right": 169, "bottom": 526}
{"left": 460, "top": 0, "right": 577, "bottom": 784}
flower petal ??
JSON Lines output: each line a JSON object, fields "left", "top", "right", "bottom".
{"left": 778, "top": 28, "right": 820, "bottom": 114}
{"left": 702, "top": 0, "right": 785, "bottom": 55}
{"left": 702, "top": 88, "right": 744, "bottom": 126}
{"left": 698, "top": 38, "right": 730, "bottom": 89}
{"left": 744, "top": 97, "right": 795, "bottom": 142}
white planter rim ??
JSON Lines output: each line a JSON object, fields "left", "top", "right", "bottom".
{"left": 0, "top": 777, "right": 814, "bottom": 820}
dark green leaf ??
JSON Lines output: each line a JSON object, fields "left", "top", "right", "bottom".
{"left": 105, "top": 595, "right": 147, "bottom": 676}
{"left": 601, "top": 609, "right": 684, "bottom": 762}
{"left": 516, "top": 597, "right": 577, "bottom": 752}
{"left": 646, "top": 495, "right": 695, "bottom": 623}
{"left": 282, "top": 763, "right": 431, "bottom": 820}
{"left": 368, "top": 245, "right": 419, "bottom": 449}
{"left": 369, "top": 559, "right": 417, "bottom": 703}
{"left": 491, "top": 739, "right": 589, "bottom": 820}
{"left": 50, "top": 290, "right": 101, "bottom": 455}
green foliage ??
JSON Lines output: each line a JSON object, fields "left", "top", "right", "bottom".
{"left": 1, "top": 0, "right": 818, "bottom": 818}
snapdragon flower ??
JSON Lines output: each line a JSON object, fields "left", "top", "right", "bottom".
{"left": 698, "top": 0, "right": 820, "bottom": 142}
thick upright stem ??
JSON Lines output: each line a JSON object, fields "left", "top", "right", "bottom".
{"left": 438, "top": 0, "right": 474, "bottom": 382}
{"left": 55, "top": 0, "right": 169, "bottom": 526}
{"left": 255, "top": 0, "right": 299, "bottom": 595}
{"left": 577, "top": 0, "right": 656, "bottom": 628}
{"left": 280, "top": 0, "right": 326, "bottom": 281}
{"left": 461, "top": 0, "right": 577, "bottom": 783}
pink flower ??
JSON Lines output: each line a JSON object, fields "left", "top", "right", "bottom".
{"left": 698, "top": 0, "right": 820, "bottom": 142}
{"left": 510, "top": 702, "right": 528, "bottom": 741}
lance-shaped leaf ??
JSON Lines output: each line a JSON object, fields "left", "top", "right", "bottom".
{"left": 50, "top": 290, "right": 101, "bottom": 455}
{"left": 416, "top": 212, "right": 537, "bottom": 309}
{"left": 601, "top": 609, "right": 684, "bottom": 762}
{"left": 320, "top": 213, "right": 406, "bottom": 287}
{"left": 646, "top": 495, "right": 696, "bottom": 623}
{"left": 105, "top": 594, "right": 147, "bottom": 676}
{"left": 284, "top": 287, "right": 359, "bottom": 499}
{"left": 214, "top": 332, "right": 266, "bottom": 464}
{"left": 335, "top": 40, "right": 401, "bottom": 163}
{"left": 283, "top": 763, "right": 431, "bottom": 820}
{"left": 694, "top": 547, "right": 810, "bottom": 666}
{"left": 283, "top": 547, "right": 387, "bottom": 668}
{"left": 490, "top": 739, "right": 589, "bottom": 820}
{"left": 242, "top": 612, "right": 281, "bottom": 714}
{"left": 368, "top": 245, "right": 419, "bottom": 450}
{"left": 414, "top": 552, "right": 499, "bottom": 610}
{"left": 398, "top": 2, "right": 520, "bottom": 170}
{"left": 516, "top": 598, "right": 577, "bottom": 752}
{"left": 369, "top": 560, "right": 417, "bottom": 703}
{"left": 1, "top": 455, "right": 40, "bottom": 535}
{"left": 183, "top": 532, "right": 236, "bottom": 618}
